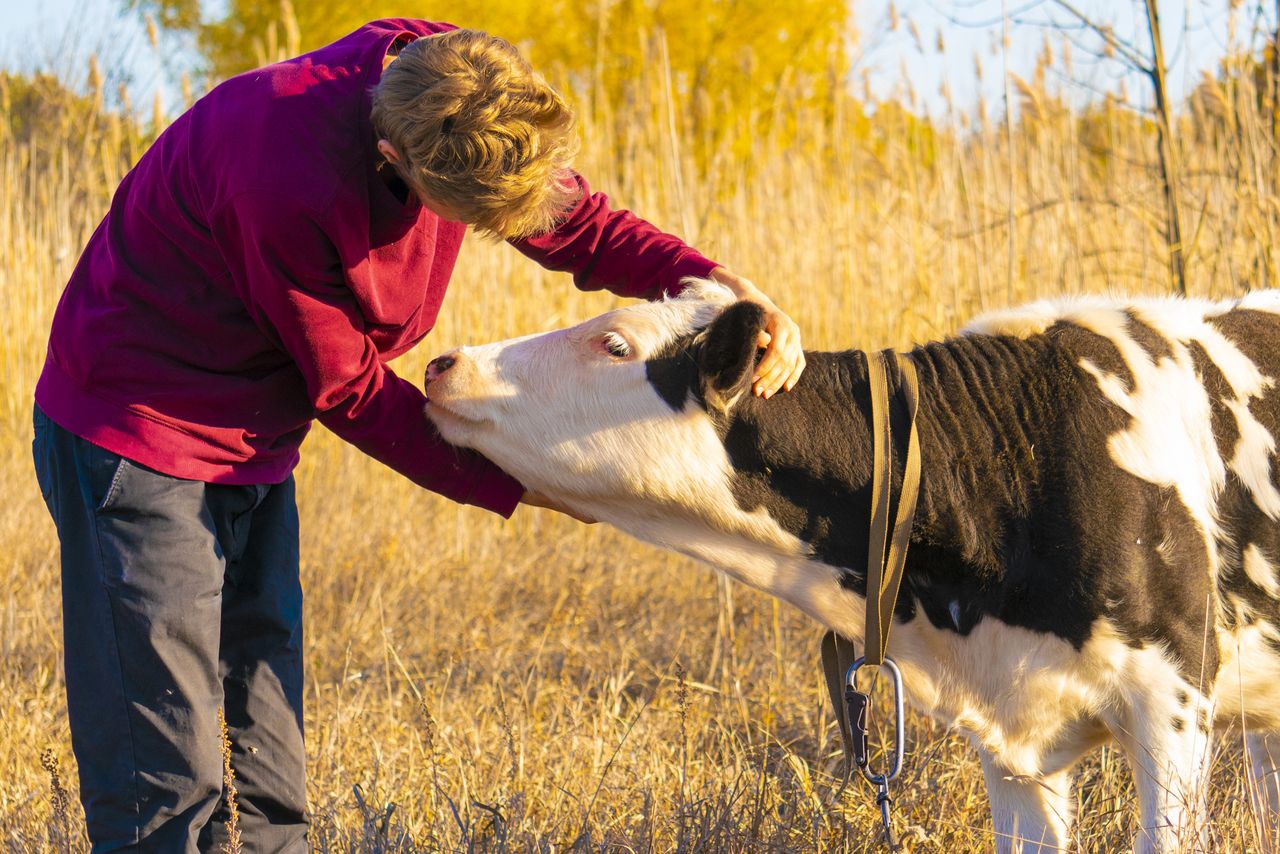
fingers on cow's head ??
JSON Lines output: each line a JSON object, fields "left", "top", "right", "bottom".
{"left": 698, "top": 301, "right": 767, "bottom": 412}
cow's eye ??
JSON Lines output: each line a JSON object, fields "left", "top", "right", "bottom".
{"left": 602, "top": 332, "right": 631, "bottom": 359}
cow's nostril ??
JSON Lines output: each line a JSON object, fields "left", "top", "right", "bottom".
{"left": 430, "top": 355, "right": 456, "bottom": 374}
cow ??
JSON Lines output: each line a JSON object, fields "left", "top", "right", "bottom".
{"left": 422, "top": 280, "right": 1280, "bottom": 853}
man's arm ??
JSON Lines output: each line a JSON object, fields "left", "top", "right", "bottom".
{"left": 507, "top": 172, "right": 718, "bottom": 300}
{"left": 212, "top": 191, "right": 525, "bottom": 517}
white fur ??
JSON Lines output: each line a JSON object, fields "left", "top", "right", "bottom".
{"left": 1244, "top": 545, "right": 1280, "bottom": 599}
{"left": 981, "top": 751, "right": 1075, "bottom": 853}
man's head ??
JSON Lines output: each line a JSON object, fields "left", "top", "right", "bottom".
{"left": 371, "top": 29, "right": 579, "bottom": 239}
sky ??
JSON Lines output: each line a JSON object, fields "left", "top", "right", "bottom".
{"left": 0, "top": 1, "right": 1274, "bottom": 120}
{"left": 0, "top": 0, "right": 177, "bottom": 110}
{"left": 854, "top": 1, "right": 1272, "bottom": 117}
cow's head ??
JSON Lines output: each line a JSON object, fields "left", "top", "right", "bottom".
{"left": 423, "top": 280, "right": 773, "bottom": 525}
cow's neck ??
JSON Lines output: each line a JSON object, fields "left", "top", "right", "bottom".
{"left": 717, "top": 333, "right": 1057, "bottom": 598}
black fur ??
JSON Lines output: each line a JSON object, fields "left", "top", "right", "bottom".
{"left": 700, "top": 302, "right": 767, "bottom": 399}
{"left": 642, "top": 303, "right": 1266, "bottom": 681}
{"left": 1125, "top": 311, "right": 1175, "bottom": 362}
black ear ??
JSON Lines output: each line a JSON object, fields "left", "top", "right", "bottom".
{"left": 698, "top": 301, "right": 767, "bottom": 409}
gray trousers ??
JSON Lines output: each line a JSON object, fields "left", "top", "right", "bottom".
{"left": 32, "top": 405, "right": 309, "bottom": 853}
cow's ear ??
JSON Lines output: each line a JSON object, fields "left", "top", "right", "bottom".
{"left": 698, "top": 301, "right": 767, "bottom": 411}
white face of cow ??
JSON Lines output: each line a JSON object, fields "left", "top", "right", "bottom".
{"left": 426, "top": 279, "right": 837, "bottom": 628}
{"left": 424, "top": 281, "right": 754, "bottom": 520}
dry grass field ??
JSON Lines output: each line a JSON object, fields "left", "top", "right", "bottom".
{"left": 2, "top": 17, "right": 1280, "bottom": 852}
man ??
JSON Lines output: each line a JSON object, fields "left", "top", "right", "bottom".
{"left": 31, "top": 18, "right": 804, "bottom": 851}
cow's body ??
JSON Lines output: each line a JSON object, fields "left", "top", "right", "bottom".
{"left": 424, "top": 282, "right": 1280, "bottom": 852}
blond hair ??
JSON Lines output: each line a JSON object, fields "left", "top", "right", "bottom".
{"left": 371, "top": 29, "right": 579, "bottom": 239}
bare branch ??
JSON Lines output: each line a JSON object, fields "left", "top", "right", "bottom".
{"left": 1142, "top": 0, "right": 1188, "bottom": 295}
{"left": 1048, "top": 0, "right": 1153, "bottom": 71}
{"left": 921, "top": 0, "right": 1049, "bottom": 30}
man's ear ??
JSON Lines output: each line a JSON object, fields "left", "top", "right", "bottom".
{"left": 377, "top": 139, "right": 402, "bottom": 165}
{"left": 698, "top": 301, "right": 767, "bottom": 412}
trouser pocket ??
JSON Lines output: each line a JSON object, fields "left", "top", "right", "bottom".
{"left": 31, "top": 404, "right": 54, "bottom": 512}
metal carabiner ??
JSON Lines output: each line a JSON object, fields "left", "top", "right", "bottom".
{"left": 876, "top": 778, "right": 898, "bottom": 849}
{"left": 843, "top": 656, "right": 905, "bottom": 787}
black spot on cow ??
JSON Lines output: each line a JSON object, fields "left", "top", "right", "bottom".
{"left": 1111, "top": 485, "right": 1219, "bottom": 680}
{"left": 1125, "top": 311, "right": 1175, "bottom": 362}
{"left": 1186, "top": 340, "right": 1241, "bottom": 465}
{"left": 1176, "top": 689, "right": 1189, "bottom": 706}
{"left": 1172, "top": 716, "right": 1185, "bottom": 732}
{"left": 1209, "top": 307, "right": 1280, "bottom": 375}
{"left": 717, "top": 352, "right": 878, "bottom": 584}
{"left": 645, "top": 336, "right": 701, "bottom": 411}
{"left": 1045, "top": 320, "right": 1134, "bottom": 392}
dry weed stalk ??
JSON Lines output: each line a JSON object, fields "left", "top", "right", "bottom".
{"left": 40, "top": 747, "right": 71, "bottom": 850}
{"left": 217, "top": 707, "right": 243, "bottom": 854}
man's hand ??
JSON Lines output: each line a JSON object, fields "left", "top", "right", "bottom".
{"left": 709, "top": 267, "right": 806, "bottom": 398}
{"left": 521, "top": 490, "right": 597, "bottom": 523}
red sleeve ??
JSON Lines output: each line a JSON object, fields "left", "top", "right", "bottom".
{"left": 212, "top": 192, "right": 524, "bottom": 517}
{"left": 508, "top": 173, "right": 720, "bottom": 300}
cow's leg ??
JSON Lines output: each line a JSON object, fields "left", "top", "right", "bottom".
{"left": 1248, "top": 730, "right": 1280, "bottom": 854}
{"left": 980, "top": 750, "right": 1074, "bottom": 854}
{"left": 1112, "top": 687, "right": 1213, "bottom": 854}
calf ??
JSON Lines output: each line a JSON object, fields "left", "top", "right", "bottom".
{"left": 424, "top": 281, "right": 1280, "bottom": 853}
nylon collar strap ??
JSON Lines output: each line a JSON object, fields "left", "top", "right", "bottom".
{"left": 822, "top": 349, "right": 922, "bottom": 760}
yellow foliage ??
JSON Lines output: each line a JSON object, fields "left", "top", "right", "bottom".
{"left": 183, "top": 0, "right": 853, "bottom": 170}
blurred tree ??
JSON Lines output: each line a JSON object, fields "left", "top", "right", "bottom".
{"left": 1, "top": 71, "right": 102, "bottom": 149}
{"left": 0, "top": 68, "right": 153, "bottom": 211}
{"left": 0, "top": 69, "right": 151, "bottom": 159}
{"left": 127, "top": 0, "right": 854, "bottom": 171}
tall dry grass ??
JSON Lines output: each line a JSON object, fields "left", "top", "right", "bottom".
{"left": 1, "top": 24, "right": 1278, "bottom": 853}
